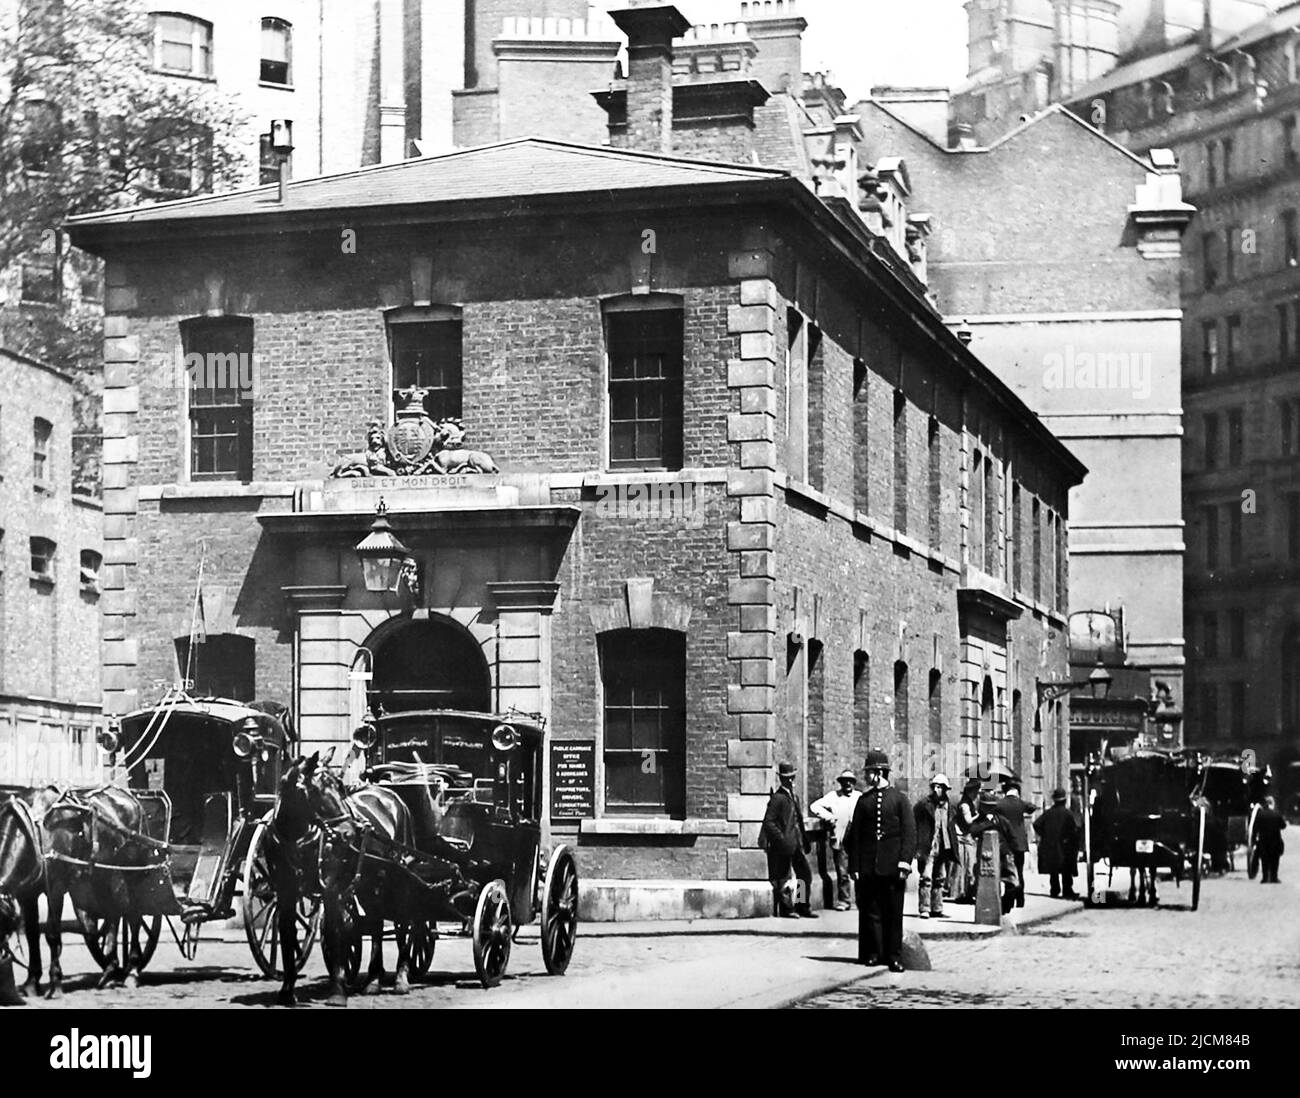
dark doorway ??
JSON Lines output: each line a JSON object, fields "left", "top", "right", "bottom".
{"left": 369, "top": 616, "right": 492, "bottom": 714}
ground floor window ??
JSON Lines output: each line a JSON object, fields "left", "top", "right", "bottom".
{"left": 600, "top": 628, "right": 686, "bottom": 817}
{"left": 174, "top": 633, "right": 254, "bottom": 701}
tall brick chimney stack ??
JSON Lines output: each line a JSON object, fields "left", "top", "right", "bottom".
{"left": 609, "top": 4, "right": 692, "bottom": 154}
{"left": 742, "top": 0, "right": 807, "bottom": 94}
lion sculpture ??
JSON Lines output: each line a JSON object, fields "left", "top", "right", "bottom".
{"left": 330, "top": 420, "right": 396, "bottom": 478}
{"left": 429, "top": 419, "right": 499, "bottom": 475}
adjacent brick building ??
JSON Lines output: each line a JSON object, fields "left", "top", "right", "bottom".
{"left": 0, "top": 348, "right": 104, "bottom": 784}
{"left": 67, "top": 4, "right": 1085, "bottom": 917}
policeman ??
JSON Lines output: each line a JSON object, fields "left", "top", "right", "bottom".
{"left": 844, "top": 750, "right": 917, "bottom": 971}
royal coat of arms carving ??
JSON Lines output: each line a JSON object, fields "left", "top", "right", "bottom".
{"left": 330, "top": 388, "right": 500, "bottom": 478}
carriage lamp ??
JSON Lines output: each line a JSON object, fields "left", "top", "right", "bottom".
{"left": 491, "top": 724, "right": 519, "bottom": 753}
{"left": 353, "top": 717, "right": 378, "bottom": 751}
{"left": 355, "top": 498, "right": 412, "bottom": 594}
{"left": 97, "top": 719, "right": 121, "bottom": 754}
{"left": 1036, "top": 658, "right": 1112, "bottom": 704}
{"left": 233, "top": 715, "right": 264, "bottom": 759}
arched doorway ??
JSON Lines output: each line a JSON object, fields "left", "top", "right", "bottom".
{"left": 367, "top": 616, "right": 491, "bottom": 714}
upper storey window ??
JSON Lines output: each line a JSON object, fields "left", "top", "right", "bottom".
{"left": 151, "top": 13, "right": 213, "bottom": 78}
{"left": 260, "top": 18, "right": 292, "bottom": 85}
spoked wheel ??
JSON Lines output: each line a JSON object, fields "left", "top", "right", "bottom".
{"left": 540, "top": 845, "right": 578, "bottom": 976}
{"left": 472, "top": 880, "right": 512, "bottom": 989}
{"left": 403, "top": 921, "right": 436, "bottom": 979}
{"left": 242, "top": 818, "right": 321, "bottom": 978}
{"left": 1192, "top": 804, "right": 1206, "bottom": 912}
{"left": 82, "top": 913, "right": 161, "bottom": 973}
{"left": 320, "top": 898, "right": 364, "bottom": 985}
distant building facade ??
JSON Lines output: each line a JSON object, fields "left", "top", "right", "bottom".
{"left": 853, "top": 99, "right": 1194, "bottom": 772}
{"left": 0, "top": 349, "right": 104, "bottom": 784}
{"left": 1059, "top": 5, "right": 1300, "bottom": 757}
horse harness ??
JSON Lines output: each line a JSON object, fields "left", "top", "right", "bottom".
{"left": 41, "top": 789, "right": 170, "bottom": 874}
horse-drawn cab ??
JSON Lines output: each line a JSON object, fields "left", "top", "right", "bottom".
{"left": 344, "top": 708, "right": 577, "bottom": 987}
{"left": 105, "top": 695, "right": 318, "bottom": 975}
{"left": 1197, "top": 753, "right": 1269, "bottom": 875}
{"left": 1083, "top": 750, "right": 1207, "bottom": 909}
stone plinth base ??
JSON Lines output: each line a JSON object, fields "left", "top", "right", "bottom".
{"left": 578, "top": 879, "right": 780, "bottom": 921}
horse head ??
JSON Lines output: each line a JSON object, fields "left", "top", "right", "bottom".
{"left": 273, "top": 754, "right": 321, "bottom": 844}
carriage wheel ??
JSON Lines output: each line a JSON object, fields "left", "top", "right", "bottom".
{"left": 82, "top": 913, "right": 161, "bottom": 973}
{"left": 1246, "top": 804, "right": 1261, "bottom": 880}
{"left": 540, "top": 845, "right": 578, "bottom": 976}
{"left": 320, "top": 896, "right": 364, "bottom": 985}
{"left": 472, "top": 880, "right": 512, "bottom": 989}
{"left": 242, "top": 819, "right": 321, "bottom": 979}
{"left": 403, "top": 921, "right": 436, "bottom": 979}
{"left": 1192, "top": 804, "right": 1206, "bottom": 912}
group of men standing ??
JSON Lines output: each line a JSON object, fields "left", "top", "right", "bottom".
{"left": 763, "top": 752, "right": 1084, "bottom": 971}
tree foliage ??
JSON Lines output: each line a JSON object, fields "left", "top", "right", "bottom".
{"left": 0, "top": 0, "right": 248, "bottom": 274}
{"left": 1, "top": 0, "right": 249, "bottom": 494}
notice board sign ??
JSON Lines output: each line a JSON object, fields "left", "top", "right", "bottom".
{"left": 550, "top": 740, "right": 595, "bottom": 820}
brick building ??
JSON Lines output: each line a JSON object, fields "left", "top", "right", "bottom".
{"left": 0, "top": 348, "right": 104, "bottom": 784}
{"left": 1055, "top": 6, "right": 1300, "bottom": 761}
{"left": 67, "top": 4, "right": 1084, "bottom": 917}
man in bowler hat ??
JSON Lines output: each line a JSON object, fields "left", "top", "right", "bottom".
{"left": 761, "top": 761, "right": 818, "bottom": 918}
{"left": 844, "top": 750, "right": 916, "bottom": 971}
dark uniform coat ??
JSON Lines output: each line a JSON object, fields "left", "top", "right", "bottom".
{"left": 761, "top": 785, "right": 808, "bottom": 856}
{"left": 844, "top": 784, "right": 917, "bottom": 876}
{"left": 1254, "top": 807, "right": 1287, "bottom": 854}
{"left": 1032, "top": 803, "right": 1080, "bottom": 874}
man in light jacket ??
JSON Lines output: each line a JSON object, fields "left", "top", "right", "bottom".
{"left": 811, "top": 769, "right": 862, "bottom": 911}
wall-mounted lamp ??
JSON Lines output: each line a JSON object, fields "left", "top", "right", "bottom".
{"left": 1036, "top": 658, "right": 1112, "bottom": 704}
{"left": 355, "top": 498, "right": 420, "bottom": 599}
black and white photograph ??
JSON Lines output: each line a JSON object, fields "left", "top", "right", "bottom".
{"left": 0, "top": 0, "right": 1293, "bottom": 1073}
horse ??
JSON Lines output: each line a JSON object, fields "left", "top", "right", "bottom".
{"left": 272, "top": 755, "right": 420, "bottom": 1007}
{"left": 0, "top": 786, "right": 65, "bottom": 999}
{"left": 40, "top": 785, "right": 162, "bottom": 994}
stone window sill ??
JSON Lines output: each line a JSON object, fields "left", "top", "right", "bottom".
{"left": 783, "top": 476, "right": 830, "bottom": 514}
{"left": 579, "top": 818, "right": 739, "bottom": 837}
{"left": 560, "top": 468, "right": 728, "bottom": 490}
{"left": 140, "top": 481, "right": 299, "bottom": 501}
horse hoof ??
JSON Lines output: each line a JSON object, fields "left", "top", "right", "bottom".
{"left": 44, "top": 985, "right": 63, "bottom": 1000}
{"left": 393, "top": 975, "right": 410, "bottom": 996}
{"left": 97, "top": 968, "right": 120, "bottom": 990}
{"left": 20, "top": 979, "right": 39, "bottom": 999}
{"left": 361, "top": 978, "right": 382, "bottom": 996}
{"left": 124, "top": 972, "right": 139, "bottom": 989}
{"left": 276, "top": 989, "right": 297, "bottom": 1008}
{"left": 327, "top": 992, "right": 348, "bottom": 1008}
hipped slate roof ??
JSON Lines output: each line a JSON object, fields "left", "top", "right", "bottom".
{"left": 65, "top": 137, "right": 790, "bottom": 232}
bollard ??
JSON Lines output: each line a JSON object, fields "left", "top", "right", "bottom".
{"left": 975, "top": 828, "right": 1003, "bottom": 927}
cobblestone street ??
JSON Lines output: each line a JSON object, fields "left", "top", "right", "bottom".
{"left": 797, "top": 870, "right": 1300, "bottom": 1010}
{"left": 9, "top": 867, "right": 1293, "bottom": 1009}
